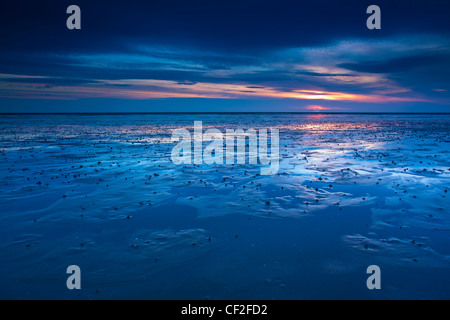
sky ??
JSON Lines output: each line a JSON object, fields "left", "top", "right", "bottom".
{"left": 0, "top": 0, "right": 449, "bottom": 113}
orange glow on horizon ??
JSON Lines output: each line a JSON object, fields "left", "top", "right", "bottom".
{"left": 0, "top": 74, "right": 430, "bottom": 104}
{"left": 305, "top": 105, "right": 330, "bottom": 111}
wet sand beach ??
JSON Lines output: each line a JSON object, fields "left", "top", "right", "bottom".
{"left": 0, "top": 113, "right": 449, "bottom": 299}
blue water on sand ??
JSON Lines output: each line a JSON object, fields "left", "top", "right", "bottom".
{"left": 0, "top": 113, "right": 449, "bottom": 299}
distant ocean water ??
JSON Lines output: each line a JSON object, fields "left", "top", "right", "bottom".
{"left": 0, "top": 113, "right": 449, "bottom": 299}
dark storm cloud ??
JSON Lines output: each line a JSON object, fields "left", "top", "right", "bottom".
{"left": 2, "top": 0, "right": 449, "bottom": 55}
{"left": 338, "top": 53, "right": 449, "bottom": 74}
{"left": 0, "top": 77, "right": 100, "bottom": 86}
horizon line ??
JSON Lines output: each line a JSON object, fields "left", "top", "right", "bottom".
{"left": 1, "top": 112, "right": 450, "bottom": 115}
